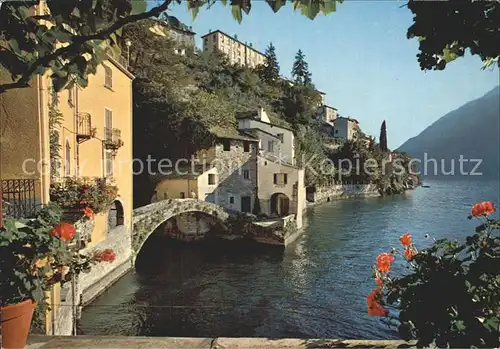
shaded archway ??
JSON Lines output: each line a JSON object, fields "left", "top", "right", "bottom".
{"left": 108, "top": 200, "right": 124, "bottom": 231}
{"left": 270, "top": 193, "right": 290, "bottom": 217}
{"left": 132, "top": 199, "right": 231, "bottom": 261}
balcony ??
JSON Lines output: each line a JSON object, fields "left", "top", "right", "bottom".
{"left": 104, "top": 128, "right": 124, "bottom": 155}
{"left": 1, "top": 179, "right": 37, "bottom": 223}
{"left": 76, "top": 112, "right": 92, "bottom": 143}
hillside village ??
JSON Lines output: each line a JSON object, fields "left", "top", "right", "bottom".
{"left": 130, "top": 16, "right": 418, "bottom": 216}
{"left": 1, "top": 13, "right": 419, "bottom": 241}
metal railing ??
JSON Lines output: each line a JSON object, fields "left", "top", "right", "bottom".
{"left": 1, "top": 179, "right": 37, "bottom": 220}
{"left": 76, "top": 112, "right": 92, "bottom": 140}
{"left": 104, "top": 127, "right": 121, "bottom": 142}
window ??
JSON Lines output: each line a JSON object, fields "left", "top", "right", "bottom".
{"left": 243, "top": 170, "right": 250, "bottom": 180}
{"left": 243, "top": 141, "right": 250, "bottom": 152}
{"left": 268, "top": 140, "right": 274, "bottom": 152}
{"left": 65, "top": 140, "right": 71, "bottom": 176}
{"left": 273, "top": 173, "right": 288, "bottom": 185}
{"left": 277, "top": 133, "right": 284, "bottom": 143}
{"left": 208, "top": 174, "right": 216, "bottom": 185}
{"left": 180, "top": 192, "right": 185, "bottom": 199}
{"left": 104, "top": 65, "right": 112, "bottom": 89}
{"left": 229, "top": 196, "right": 235, "bottom": 204}
{"left": 222, "top": 139, "right": 230, "bottom": 151}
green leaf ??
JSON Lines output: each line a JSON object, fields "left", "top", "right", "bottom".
{"left": 266, "top": 0, "right": 286, "bottom": 13}
{"left": 191, "top": 5, "right": 200, "bottom": 19}
{"left": 231, "top": 5, "right": 243, "bottom": 23}
{"left": 320, "top": 0, "right": 338, "bottom": 15}
{"left": 483, "top": 316, "right": 499, "bottom": 332}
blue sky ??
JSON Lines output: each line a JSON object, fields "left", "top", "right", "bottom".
{"left": 154, "top": 1, "right": 499, "bottom": 149}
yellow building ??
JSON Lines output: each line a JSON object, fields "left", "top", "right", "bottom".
{"left": 0, "top": 56, "right": 133, "bottom": 244}
{"left": 201, "top": 30, "right": 266, "bottom": 68}
{"left": 1, "top": 56, "right": 134, "bottom": 335}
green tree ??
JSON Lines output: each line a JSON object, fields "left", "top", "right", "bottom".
{"left": 257, "top": 42, "right": 280, "bottom": 84}
{"left": 0, "top": 0, "right": 341, "bottom": 94}
{"left": 379, "top": 120, "right": 388, "bottom": 152}
{"left": 407, "top": 0, "right": 500, "bottom": 70}
{"left": 291, "top": 49, "right": 312, "bottom": 85}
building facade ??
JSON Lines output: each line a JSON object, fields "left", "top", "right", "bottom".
{"left": 333, "top": 116, "right": 360, "bottom": 142}
{"left": 236, "top": 108, "right": 295, "bottom": 165}
{"left": 201, "top": 30, "right": 266, "bottom": 68}
{"left": 0, "top": 54, "right": 134, "bottom": 334}
{"left": 318, "top": 104, "right": 338, "bottom": 125}
{"left": 154, "top": 129, "right": 259, "bottom": 214}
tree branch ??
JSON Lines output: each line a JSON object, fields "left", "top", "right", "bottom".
{"left": 0, "top": 0, "right": 174, "bottom": 94}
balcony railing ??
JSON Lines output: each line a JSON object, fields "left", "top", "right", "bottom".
{"left": 76, "top": 112, "right": 92, "bottom": 143}
{"left": 104, "top": 128, "right": 123, "bottom": 154}
{"left": 1, "top": 179, "right": 37, "bottom": 222}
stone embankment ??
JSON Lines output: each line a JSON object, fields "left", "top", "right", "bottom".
{"left": 27, "top": 335, "right": 412, "bottom": 349}
{"left": 306, "top": 184, "right": 380, "bottom": 206}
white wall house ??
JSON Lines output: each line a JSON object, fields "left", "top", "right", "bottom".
{"left": 318, "top": 105, "right": 338, "bottom": 125}
{"left": 237, "top": 107, "right": 295, "bottom": 165}
{"left": 333, "top": 117, "right": 359, "bottom": 142}
{"left": 257, "top": 156, "right": 306, "bottom": 229}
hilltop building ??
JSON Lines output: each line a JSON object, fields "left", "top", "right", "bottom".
{"left": 318, "top": 104, "right": 338, "bottom": 125}
{"left": 201, "top": 30, "right": 266, "bottom": 68}
{"left": 161, "top": 15, "right": 196, "bottom": 51}
{"left": 333, "top": 116, "right": 360, "bottom": 142}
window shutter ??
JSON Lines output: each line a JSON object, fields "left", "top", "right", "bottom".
{"left": 284, "top": 174, "right": 288, "bottom": 185}
{"left": 273, "top": 174, "right": 277, "bottom": 184}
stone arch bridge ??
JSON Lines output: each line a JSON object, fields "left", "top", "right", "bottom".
{"left": 132, "top": 199, "right": 294, "bottom": 259}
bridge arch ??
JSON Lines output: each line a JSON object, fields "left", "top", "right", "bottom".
{"left": 132, "top": 199, "right": 230, "bottom": 260}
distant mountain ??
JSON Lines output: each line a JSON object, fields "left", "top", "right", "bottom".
{"left": 397, "top": 86, "right": 500, "bottom": 179}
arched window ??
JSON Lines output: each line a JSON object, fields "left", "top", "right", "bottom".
{"left": 107, "top": 200, "right": 124, "bottom": 231}
{"left": 64, "top": 139, "right": 71, "bottom": 176}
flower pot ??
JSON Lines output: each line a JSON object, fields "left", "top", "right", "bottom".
{"left": 0, "top": 299, "right": 36, "bottom": 349}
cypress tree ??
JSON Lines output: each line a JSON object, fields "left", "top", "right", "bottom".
{"left": 379, "top": 120, "right": 388, "bottom": 152}
{"left": 291, "top": 49, "right": 312, "bottom": 85}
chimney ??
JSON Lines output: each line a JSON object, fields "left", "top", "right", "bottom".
{"left": 257, "top": 106, "right": 270, "bottom": 123}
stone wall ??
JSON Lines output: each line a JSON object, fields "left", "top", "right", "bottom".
{"left": 307, "top": 184, "right": 380, "bottom": 204}
{"left": 213, "top": 141, "right": 257, "bottom": 212}
{"left": 50, "top": 221, "right": 132, "bottom": 335}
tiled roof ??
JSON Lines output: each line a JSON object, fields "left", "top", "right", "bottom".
{"left": 151, "top": 165, "right": 214, "bottom": 182}
{"left": 209, "top": 126, "right": 259, "bottom": 142}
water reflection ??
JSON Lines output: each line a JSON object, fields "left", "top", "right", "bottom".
{"left": 79, "top": 180, "right": 499, "bottom": 339}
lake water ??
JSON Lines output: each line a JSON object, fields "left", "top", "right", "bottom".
{"left": 79, "top": 179, "right": 499, "bottom": 339}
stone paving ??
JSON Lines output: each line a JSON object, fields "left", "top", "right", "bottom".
{"left": 27, "top": 335, "right": 412, "bottom": 348}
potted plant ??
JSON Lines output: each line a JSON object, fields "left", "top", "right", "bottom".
{"left": 367, "top": 201, "right": 499, "bottom": 348}
{"left": 50, "top": 177, "right": 118, "bottom": 216}
{"left": 0, "top": 203, "right": 116, "bottom": 348}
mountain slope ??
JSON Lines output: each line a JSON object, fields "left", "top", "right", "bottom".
{"left": 398, "top": 86, "right": 500, "bottom": 179}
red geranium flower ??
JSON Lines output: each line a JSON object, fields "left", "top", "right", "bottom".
{"left": 51, "top": 223, "right": 76, "bottom": 241}
{"left": 376, "top": 253, "right": 395, "bottom": 273}
{"left": 82, "top": 207, "right": 94, "bottom": 218}
{"left": 404, "top": 247, "right": 417, "bottom": 260}
{"left": 95, "top": 249, "right": 116, "bottom": 262}
{"left": 471, "top": 201, "right": 496, "bottom": 217}
{"left": 399, "top": 232, "right": 412, "bottom": 246}
{"left": 367, "top": 288, "right": 389, "bottom": 317}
